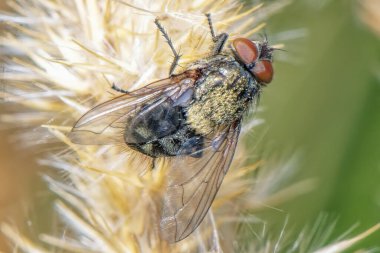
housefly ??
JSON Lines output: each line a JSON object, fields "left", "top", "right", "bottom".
{"left": 69, "top": 14, "right": 274, "bottom": 243}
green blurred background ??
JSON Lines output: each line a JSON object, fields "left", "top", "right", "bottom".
{"left": 251, "top": 0, "right": 380, "bottom": 249}
{"left": 1, "top": 0, "right": 379, "bottom": 251}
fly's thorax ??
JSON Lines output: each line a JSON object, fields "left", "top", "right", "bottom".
{"left": 186, "top": 55, "right": 258, "bottom": 135}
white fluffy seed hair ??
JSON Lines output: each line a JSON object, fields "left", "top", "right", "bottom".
{"left": 0, "top": 0, "right": 378, "bottom": 252}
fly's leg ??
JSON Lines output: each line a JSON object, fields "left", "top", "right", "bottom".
{"left": 154, "top": 18, "right": 181, "bottom": 76}
{"left": 206, "top": 13, "right": 228, "bottom": 55}
{"left": 151, "top": 158, "right": 157, "bottom": 170}
{"left": 111, "top": 83, "right": 130, "bottom": 94}
{"left": 112, "top": 18, "right": 181, "bottom": 93}
{"left": 138, "top": 158, "right": 157, "bottom": 177}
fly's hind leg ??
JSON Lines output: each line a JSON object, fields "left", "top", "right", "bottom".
{"left": 111, "top": 83, "right": 130, "bottom": 94}
{"left": 151, "top": 157, "right": 157, "bottom": 170}
{"left": 205, "top": 13, "right": 228, "bottom": 55}
{"left": 137, "top": 158, "right": 157, "bottom": 177}
{"left": 154, "top": 18, "right": 181, "bottom": 76}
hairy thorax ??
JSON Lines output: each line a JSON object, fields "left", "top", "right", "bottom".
{"left": 186, "top": 55, "right": 258, "bottom": 135}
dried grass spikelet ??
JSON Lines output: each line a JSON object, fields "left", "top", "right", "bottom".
{"left": 0, "top": 0, "right": 379, "bottom": 252}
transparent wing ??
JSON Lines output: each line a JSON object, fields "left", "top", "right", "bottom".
{"left": 160, "top": 123, "right": 241, "bottom": 242}
{"left": 69, "top": 70, "right": 199, "bottom": 145}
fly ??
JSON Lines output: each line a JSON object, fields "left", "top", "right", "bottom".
{"left": 69, "top": 13, "right": 275, "bottom": 243}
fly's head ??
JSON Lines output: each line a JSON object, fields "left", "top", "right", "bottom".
{"left": 230, "top": 37, "right": 274, "bottom": 85}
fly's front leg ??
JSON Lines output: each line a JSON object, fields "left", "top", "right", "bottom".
{"left": 154, "top": 18, "right": 181, "bottom": 76}
{"left": 206, "top": 13, "right": 228, "bottom": 55}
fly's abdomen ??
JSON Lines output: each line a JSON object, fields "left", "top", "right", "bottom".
{"left": 124, "top": 99, "right": 183, "bottom": 144}
{"left": 124, "top": 99, "right": 203, "bottom": 158}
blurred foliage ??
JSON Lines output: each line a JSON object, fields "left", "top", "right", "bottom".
{"left": 250, "top": 0, "right": 380, "bottom": 249}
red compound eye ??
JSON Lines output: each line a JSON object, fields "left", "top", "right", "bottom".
{"left": 232, "top": 38, "right": 259, "bottom": 65}
{"left": 252, "top": 60, "right": 273, "bottom": 84}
